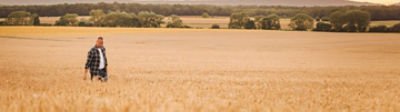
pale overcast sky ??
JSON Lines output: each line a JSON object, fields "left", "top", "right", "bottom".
{"left": 350, "top": 0, "right": 399, "bottom": 5}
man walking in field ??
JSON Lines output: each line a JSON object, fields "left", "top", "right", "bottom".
{"left": 84, "top": 37, "right": 108, "bottom": 82}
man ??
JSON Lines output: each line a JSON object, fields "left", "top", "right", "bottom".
{"left": 84, "top": 37, "right": 108, "bottom": 82}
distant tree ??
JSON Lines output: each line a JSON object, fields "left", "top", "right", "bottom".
{"left": 228, "top": 12, "right": 248, "bottom": 29}
{"left": 89, "top": 9, "right": 105, "bottom": 26}
{"left": 0, "top": 21, "right": 6, "bottom": 26}
{"left": 321, "top": 16, "right": 330, "bottom": 21}
{"left": 138, "top": 11, "right": 164, "bottom": 28}
{"left": 166, "top": 15, "right": 184, "bottom": 28}
{"left": 202, "top": 12, "right": 210, "bottom": 18}
{"left": 289, "top": 13, "right": 314, "bottom": 31}
{"left": 260, "top": 14, "right": 280, "bottom": 30}
{"left": 101, "top": 11, "right": 137, "bottom": 27}
{"left": 344, "top": 10, "right": 370, "bottom": 32}
{"left": 211, "top": 24, "right": 220, "bottom": 29}
{"left": 243, "top": 18, "right": 256, "bottom": 29}
{"left": 313, "top": 22, "right": 332, "bottom": 31}
{"left": 330, "top": 10, "right": 371, "bottom": 32}
{"left": 78, "top": 18, "right": 93, "bottom": 27}
{"left": 55, "top": 13, "right": 79, "bottom": 26}
{"left": 389, "top": 23, "right": 400, "bottom": 32}
{"left": 128, "top": 14, "right": 141, "bottom": 27}
{"left": 7, "top": 11, "right": 32, "bottom": 25}
{"left": 254, "top": 16, "right": 265, "bottom": 29}
{"left": 31, "top": 13, "right": 40, "bottom": 26}
{"left": 329, "top": 11, "right": 346, "bottom": 32}
{"left": 369, "top": 25, "right": 388, "bottom": 32}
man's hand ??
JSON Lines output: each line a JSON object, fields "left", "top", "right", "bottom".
{"left": 106, "top": 67, "right": 109, "bottom": 78}
{"left": 83, "top": 69, "right": 89, "bottom": 80}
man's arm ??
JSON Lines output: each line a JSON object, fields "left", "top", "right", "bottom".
{"left": 83, "top": 50, "right": 93, "bottom": 80}
{"left": 103, "top": 48, "right": 108, "bottom": 72}
{"left": 104, "top": 48, "right": 108, "bottom": 67}
{"left": 104, "top": 48, "right": 109, "bottom": 78}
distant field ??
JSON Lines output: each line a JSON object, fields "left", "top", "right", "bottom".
{"left": 2, "top": 16, "right": 399, "bottom": 29}
{"left": 0, "top": 26, "right": 400, "bottom": 111}
{"left": 370, "top": 20, "right": 400, "bottom": 27}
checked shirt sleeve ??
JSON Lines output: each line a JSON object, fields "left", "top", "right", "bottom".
{"left": 104, "top": 48, "right": 108, "bottom": 67}
{"left": 85, "top": 50, "right": 93, "bottom": 69}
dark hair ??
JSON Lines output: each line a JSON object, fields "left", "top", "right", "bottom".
{"left": 98, "top": 37, "right": 103, "bottom": 40}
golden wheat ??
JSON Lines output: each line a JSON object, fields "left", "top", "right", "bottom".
{"left": 0, "top": 26, "right": 400, "bottom": 111}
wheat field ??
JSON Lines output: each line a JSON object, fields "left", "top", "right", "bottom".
{"left": 0, "top": 26, "right": 400, "bottom": 111}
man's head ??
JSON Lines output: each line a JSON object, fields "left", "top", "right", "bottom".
{"left": 96, "top": 37, "right": 103, "bottom": 48}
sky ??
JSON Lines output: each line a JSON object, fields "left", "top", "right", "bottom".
{"left": 350, "top": 0, "right": 400, "bottom": 5}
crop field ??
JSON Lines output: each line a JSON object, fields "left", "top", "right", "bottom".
{"left": 0, "top": 26, "right": 400, "bottom": 111}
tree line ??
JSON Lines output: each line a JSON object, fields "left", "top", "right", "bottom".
{"left": 1, "top": 10, "right": 189, "bottom": 28}
{"left": 228, "top": 10, "right": 400, "bottom": 33}
{"left": 2, "top": 9, "right": 399, "bottom": 33}
{"left": 1, "top": 2, "right": 400, "bottom": 20}
{"left": 1, "top": 11, "right": 40, "bottom": 26}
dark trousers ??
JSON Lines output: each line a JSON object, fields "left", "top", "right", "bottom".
{"left": 90, "top": 69, "right": 108, "bottom": 82}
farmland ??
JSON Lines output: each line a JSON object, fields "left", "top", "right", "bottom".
{"left": 0, "top": 26, "right": 400, "bottom": 111}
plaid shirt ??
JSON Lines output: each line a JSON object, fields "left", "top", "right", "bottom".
{"left": 85, "top": 46, "right": 108, "bottom": 75}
